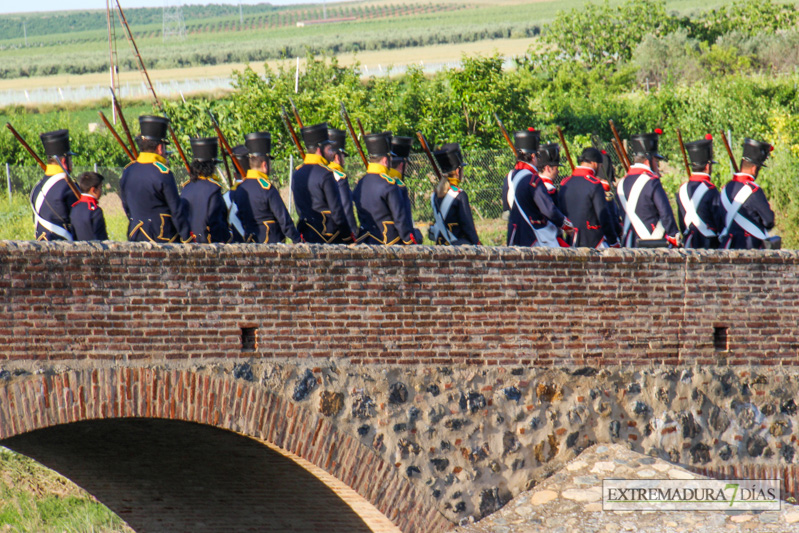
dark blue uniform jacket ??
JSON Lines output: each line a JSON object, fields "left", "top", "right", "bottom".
{"left": 675, "top": 174, "right": 725, "bottom": 249}
{"left": 180, "top": 176, "right": 231, "bottom": 244}
{"left": 30, "top": 165, "right": 79, "bottom": 241}
{"left": 353, "top": 163, "right": 416, "bottom": 245}
{"left": 720, "top": 173, "right": 775, "bottom": 250}
{"left": 431, "top": 186, "right": 480, "bottom": 245}
{"left": 230, "top": 170, "right": 300, "bottom": 244}
{"left": 559, "top": 166, "right": 619, "bottom": 248}
{"left": 506, "top": 163, "right": 566, "bottom": 246}
{"left": 616, "top": 164, "right": 678, "bottom": 247}
{"left": 70, "top": 195, "right": 108, "bottom": 241}
{"left": 291, "top": 154, "right": 354, "bottom": 243}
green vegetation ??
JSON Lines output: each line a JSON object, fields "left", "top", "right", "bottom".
{"left": 0, "top": 446, "right": 131, "bottom": 532}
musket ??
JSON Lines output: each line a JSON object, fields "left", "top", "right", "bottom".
{"left": 109, "top": 87, "right": 138, "bottom": 158}
{"left": 281, "top": 106, "right": 305, "bottom": 159}
{"left": 207, "top": 111, "right": 246, "bottom": 186}
{"left": 288, "top": 97, "right": 304, "bottom": 129}
{"left": 676, "top": 128, "right": 691, "bottom": 178}
{"left": 218, "top": 135, "right": 233, "bottom": 187}
{"left": 340, "top": 103, "right": 368, "bottom": 169}
{"left": 114, "top": 0, "right": 190, "bottom": 174}
{"left": 356, "top": 117, "right": 367, "bottom": 141}
{"left": 556, "top": 126, "right": 575, "bottom": 172}
{"left": 494, "top": 112, "right": 519, "bottom": 159}
{"left": 610, "top": 137, "right": 630, "bottom": 173}
{"left": 6, "top": 123, "right": 81, "bottom": 200}
{"left": 720, "top": 130, "right": 739, "bottom": 173}
{"left": 98, "top": 111, "right": 135, "bottom": 162}
{"left": 416, "top": 131, "right": 442, "bottom": 184}
{"left": 609, "top": 120, "right": 631, "bottom": 170}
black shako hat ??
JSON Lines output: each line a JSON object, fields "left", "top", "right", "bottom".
{"left": 40, "top": 129, "right": 76, "bottom": 158}
{"left": 686, "top": 136, "right": 717, "bottom": 167}
{"left": 190, "top": 137, "right": 220, "bottom": 163}
{"left": 391, "top": 136, "right": 413, "bottom": 161}
{"left": 537, "top": 143, "right": 561, "bottom": 167}
{"left": 139, "top": 115, "right": 169, "bottom": 143}
{"left": 630, "top": 131, "right": 665, "bottom": 160}
{"left": 301, "top": 123, "right": 332, "bottom": 151}
{"left": 742, "top": 137, "right": 773, "bottom": 167}
{"left": 434, "top": 143, "right": 466, "bottom": 174}
{"left": 244, "top": 132, "right": 274, "bottom": 159}
{"left": 327, "top": 127, "right": 348, "bottom": 156}
{"left": 513, "top": 129, "right": 540, "bottom": 154}
{"left": 364, "top": 132, "right": 396, "bottom": 158}
{"left": 578, "top": 147, "right": 603, "bottom": 164}
{"left": 232, "top": 145, "right": 249, "bottom": 173}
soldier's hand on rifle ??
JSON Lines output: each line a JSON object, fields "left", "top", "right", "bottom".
{"left": 561, "top": 218, "right": 575, "bottom": 233}
{"left": 665, "top": 233, "right": 682, "bottom": 248}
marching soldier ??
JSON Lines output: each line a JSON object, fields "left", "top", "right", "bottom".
{"left": 70, "top": 171, "right": 108, "bottom": 241}
{"left": 327, "top": 127, "right": 359, "bottom": 235}
{"left": 719, "top": 138, "right": 777, "bottom": 249}
{"left": 537, "top": 142, "right": 562, "bottom": 208}
{"left": 353, "top": 132, "right": 418, "bottom": 245}
{"left": 506, "top": 129, "right": 573, "bottom": 247}
{"left": 616, "top": 131, "right": 680, "bottom": 247}
{"left": 429, "top": 143, "right": 480, "bottom": 245}
{"left": 119, "top": 116, "right": 193, "bottom": 243}
{"left": 559, "top": 147, "right": 620, "bottom": 248}
{"left": 390, "top": 135, "right": 424, "bottom": 244}
{"left": 30, "top": 129, "right": 79, "bottom": 241}
{"left": 224, "top": 144, "right": 249, "bottom": 242}
{"left": 676, "top": 136, "right": 725, "bottom": 249}
{"left": 230, "top": 132, "right": 300, "bottom": 244}
{"left": 180, "top": 137, "right": 231, "bottom": 243}
{"left": 291, "top": 123, "right": 355, "bottom": 244}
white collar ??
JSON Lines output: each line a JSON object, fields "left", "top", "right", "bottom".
{"left": 735, "top": 172, "right": 756, "bottom": 180}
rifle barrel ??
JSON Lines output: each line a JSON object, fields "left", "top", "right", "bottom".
{"left": 720, "top": 131, "right": 739, "bottom": 174}
{"left": 556, "top": 126, "right": 576, "bottom": 172}
{"left": 340, "top": 103, "right": 368, "bottom": 170}
{"left": 281, "top": 106, "right": 306, "bottom": 159}
{"left": 494, "top": 113, "right": 519, "bottom": 159}
{"left": 99, "top": 111, "right": 135, "bottom": 162}
{"left": 676, "top": 128, "right": 691, "bottom": 178}
{"left": 416, "top": 131, "right": 442, "bottom": 184}
{"left": 288, "top": 97, "right": 304, "bottom": 130}
{"left": 356, "top": 118, "right": 367, "bottom": 141}
{"left": 208, "top": 111, "right": 246, "bottom": 181}
{"left": 609, "top": 120, "right": 631, "bottom": 170}
{"left": 610, "top": 138, "right": 630, "bottom": 173}
{"left": 110, "top": 87, "right": 138, "bottom": 158}
{"left": 6, "top": 122, "right": 46, "bottom": 170}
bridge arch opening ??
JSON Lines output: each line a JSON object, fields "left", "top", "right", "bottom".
{"left": 2, "top": 418, "right": 400, "bottom": 532}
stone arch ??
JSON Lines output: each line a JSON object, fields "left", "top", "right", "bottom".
{"left": 0, "top": 367, "right": 451, "bottom": 533}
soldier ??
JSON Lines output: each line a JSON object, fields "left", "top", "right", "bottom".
{"left": 719, "top": 138, "right": 777, "bottom": 249}
{"left": 232, "top": 145, "right": 249, "bottom": 182}
{"left": 506, "top": 129, "right": 573, "bottom": 247}
{"left": 536, "top": 143, "right": 562, "bottom": 208}
{"left": 676, "top": 136, "right": 725, "bottom": 249}
{"left": 390, "top": 135, "right": 424, "bottom": 244}
{"left": 119, "top": 116, "right": 193, "bottom": 243}
{"left": 429, "top": 143, "right": 480, "bottom": 245}
{"left": 559, "top": 147, "right": 620, "bottom": 248}
{"left": 230, "top": 132, "right": 300, "bottom": 244}
{"left": 224, "top": 144, "right": 249, "bottom": 243}
{"left": 180, "top": 137, "right": 231, "bottom": 243}
{"left": 327, "top": 127, "right": 359, "bottom": 236}
{"left": 615, "top": 131, "right": 680, "bottom": 247}
{"left": 597, "top": 150, "right": 624, "bottom": 238}
{"left": 353, "top": 132, "right": 418, "bottom": 245}
{"left": 291, "top": 123, "right": 355, "bottom": 244}
{"left": 70, "top": 171, "right": 108, "bottom": 241}
{"left": 30, "top": 129, "right": 79, "bottom": 241}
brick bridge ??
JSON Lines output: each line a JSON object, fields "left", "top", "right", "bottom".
{"left": 2, "top": 242, "right": 799, "bottom": 532}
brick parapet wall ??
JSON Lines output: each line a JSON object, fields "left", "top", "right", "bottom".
{"left": 1, "top": 241, "right": 798, "bottom": 365}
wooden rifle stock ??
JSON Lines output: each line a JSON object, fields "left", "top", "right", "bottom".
{"left": 494, "top": 112, "right": 519, "bottom": 159}
{"left": 281, "top": 106, "right": 305, "bottom": 159}
{"left": 288, "top": 97, "right": 304, "bottom": 130}
{"left": 609, "top": 120, "right": 631, "bottom": 170}
{"left": 208, "top": 111, "right": 245, "bottom": 186}
{"left": 340, "top": 103, "right": 368, "bottom": 170}
{"left": 219, "top": 138, "right": 233, "bottom": 187}
{"left": 114, "top": 0, "right": 189, "bottom": 173}
{"left": 98, "top": 111, "right": 135, "bottom": 162}
{"left": 416, "top": 131, "right": 442, "bottom": 184}
{"left": 556, "top": 126, "right": 575, "bottom": 172}
{"left": 109, "top": 87, "right": 138, "bottom": 158}
{"left": 6, "top": 122, "right": 81, "bottom": 200}
{"left": 356, "top": 118, "right": 367, "bottom": 141}
{"left": 6, "top": 122, "right": 46, "bottom": 171}
{"left": 676, "top": 128, "right": 691, "bottom": 178}
{"left": 720, "top": 131, "right": 739, "bottom": 173}
{"left": 610, "top": 138, "right": 629, "bottom": 173}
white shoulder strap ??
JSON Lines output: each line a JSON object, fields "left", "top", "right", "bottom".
{"left": 617, "top": 174, "right": 663, "bottom": 243}
{"left": 431, "top": 189, "right": 459, "bottom": 244}
{"left": 720, "top": 183, "right": 768, "bottom": 240}
{"left": 223, "top": 191, "right": 246, "bottom": 239}
{"left": 32, "top": 173, "right": 73, "bottom": 241}
{"left": 679, "top": 182, "right": 715, "bottom": 237}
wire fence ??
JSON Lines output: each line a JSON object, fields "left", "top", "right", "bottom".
{"left": 2, "top": 148, "right": 517, "bottom": 222}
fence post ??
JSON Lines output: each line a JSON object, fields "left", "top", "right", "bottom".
{"left": 5, "top": 163, "right": 10, "bottom": 200}
{"left": 94, "top": 163, "right": 98, "bottom": 173}
{"left": 288, "top": 154, "right": 294, "bottom": 214}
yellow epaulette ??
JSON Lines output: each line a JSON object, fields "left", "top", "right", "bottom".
{"left": 332, "top": 169, "right": 347, "bottom": 181}
{"left": 257, "top": 178, "right": 272, "bottom": 190}
{"left": 380, "top": 173, "right": 396, "bottom": 185}
{"left": 153, "top": 161, "right": 169, "bottom": 174}
{"left": 124, "top": 160, "right": 136, "bottom": 170}
{"left": 396, "top": 178, "right": 406, "bottom": 187}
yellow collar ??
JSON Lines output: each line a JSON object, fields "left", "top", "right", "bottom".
{"left": 367, "top": 163, "right": 389, "bottom": 175}
{"left": 304, "top": 153, "right": 329, "bottom": 166}
{"left": 246, "top": 169, "right": 269, "bottom": 180}
{"left": 137, "top": 152, "right": 167, "bottom": 165}
{"left": 45, "top": 164, "right": 64, "bottom": 176}
{"left": 328, "top": 161, "right": 345, "bottom": 172}
{"left": 387, "top": 168, "right": 402, "bottom": 180}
